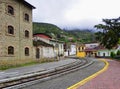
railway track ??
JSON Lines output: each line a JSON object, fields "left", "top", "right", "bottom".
{"left": 0, "top": 57, "right": 93, "bottom": 89}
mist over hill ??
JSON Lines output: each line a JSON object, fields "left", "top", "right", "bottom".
{"left": 33, "top": 22, "right": 96, "bottom": 43}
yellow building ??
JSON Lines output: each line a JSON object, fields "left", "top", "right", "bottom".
{"left": 76, "top": 44, "right": 86, "bottom": 57}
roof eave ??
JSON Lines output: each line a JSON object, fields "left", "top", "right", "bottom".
{"left": 18, "top": 0, "right": 36, "bottom": 9}
{"left": 24, "top": 0, "right": 36, "bottom": 9}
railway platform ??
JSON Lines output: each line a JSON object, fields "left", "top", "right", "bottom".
{"left": 0, "top": 58, "right": 77, "bottom": 80}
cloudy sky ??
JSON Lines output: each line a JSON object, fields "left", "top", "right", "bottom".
{"left": 26, "top": 0, "right": 120, "bottom": 29}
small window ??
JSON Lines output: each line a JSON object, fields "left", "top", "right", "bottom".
{"left": 8, "top": 26, "right": 14, "bottom": 35}
{"left": 25, "top": 47, "right": 29, "bottom": 56}
{"left": 82, "top": 47, "right": 84, "bottom": 50}
{"left": 8, "top": 5, "right": 14, "bottom": 15}
{"left": 8, "top": 46, "right": 14, "bottom": 55}
{"left": 25, "top": 30, "right": 29, "bottom": 37}
{"left": 24, "top": 13, "right": 29, "bottom": 21}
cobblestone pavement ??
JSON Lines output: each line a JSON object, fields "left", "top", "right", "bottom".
{"left": 77, "top": 59, "right": 120, "bottom": 89}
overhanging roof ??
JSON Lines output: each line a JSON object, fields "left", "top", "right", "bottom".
{"left": 18, "top": 0, "right": 36, "bottom": 9}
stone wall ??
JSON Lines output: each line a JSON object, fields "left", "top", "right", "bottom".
{"left": 0, "top": 0, "right": 33, "bottom": 60}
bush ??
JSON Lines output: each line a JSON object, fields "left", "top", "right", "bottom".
{"left": 114, "top": 55, "right": 120, "bottom": 60}
{"left": 110, "top": 52, "right": 116, "bottom": 58}
{"left": 116, "top": 50, "right": 120, "bottom": 55}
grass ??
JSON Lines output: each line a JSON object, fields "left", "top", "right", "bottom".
{"left": 0, "top": 58, "right": 57, "bottom": 70}
{"left": 113, "top": 56, "right": 120, "bottom": 61}
{"left": 115, "top": 58, "right": 120, "bottom": 62}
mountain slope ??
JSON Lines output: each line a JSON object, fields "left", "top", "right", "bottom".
{"left": 65, "top": 29, "right": 95, "bottom": 43}
{"left": 33, "top": 22, "right": 95, "bottom": 43}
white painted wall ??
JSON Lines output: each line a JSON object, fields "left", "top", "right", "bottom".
{"left": 85, "top": 43, "right": 99, "bottom": 49}
{"left": 58, "top": 43, "right": 64, "bottom": 56}
{"left": 33, "top": 36, "right": 50, "bottom": 44}
{"left": 97, "top": 49, "right": 116, "bottom": 57}
{"left": 69, "top": 44, "right": 76, "bottom": 55}
{"left": 49, "top": 40, "right": 64, "bottom": 56}
{"left": 64, "top": 52, "right": 68, "bottom": 56}
{"left": 97, "top": 50, "right": 110, "bottom": 57}
{"left": 97, "top": 45, "right": 120, "bottom": 57}
{"left": 33, "top": 46, "right": 56, "bottom": 59}
{"left": 64, "top": 44, "right": 77, "bottom": 56}
{"left": 42, "top": 47, "right": 55, "bottom": 58}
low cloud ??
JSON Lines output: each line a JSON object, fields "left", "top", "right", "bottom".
{"left": 26, "top": 0, "right": 120, "bottom": 29}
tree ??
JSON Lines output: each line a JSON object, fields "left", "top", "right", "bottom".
{"left": 94, "top": 17, "right": 120, "bottom": 49}
{"left": 94, "top": 31, "right": 104, "bottom": 42}
{"left": 110, "top": 52, "right": 116, "bottom": 58}
{"left": 117, "top": 50, "right": 120, "bottom": 55}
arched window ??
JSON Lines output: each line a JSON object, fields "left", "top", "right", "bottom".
{"left": 8, "top": 5, "right": 14, "bottom": 15}
{"left": 25, "top": 47, "right": 29, "bottom": 56}
{"left": 25, "top": 30, "right": 29, "bottom": 37}
{"left": 8, "top": 46, "right": 14, "bottom": 55}
{"left": 24, "top": 13, "right": 29, "bottom": 21}
{"left": 8, "top": 25, "right": 14, "bottom": 35}
{"left": 82, "top": 47, "right": 84, "bottom": 50}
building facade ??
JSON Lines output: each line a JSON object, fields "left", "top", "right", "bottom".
{"left": 33, "top": 33, "right": 64, "bottom": 59}
{"left": 76, "top": 43, "right": 99, "bottom": 58}
{"left": 76, "top": 44, "right": 86, "bottom": 57}
{"left": 50, "top": 39, "right": 64, "bottom": 57}
{"left": 33, "top": 33, "right": 55, "bottom": 59}
{"left": 96, "top": 45, "right": 120, "bottom": 57}
{"left": 0, "top": 0, "right": 35, "bottom": 60}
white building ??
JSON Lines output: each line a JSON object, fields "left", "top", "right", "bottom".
{"left": 50, "top": 39, "right": 64, "bottom": 57}
{"left": 85, "top": 43, "right": 99, "bottom": 49}
{"left": 33, "top": 33, "right": 55, "bottom": 59}
{"left": 64, "top": 43, "right": 77, "bottom": 56}
{"left": 33, "top": 33, "right": 64, "bottom": 59}
{"left": 96, "top": 45, "right": 120, "bottom": 57}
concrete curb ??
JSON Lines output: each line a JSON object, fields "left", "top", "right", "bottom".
{"left": 67, "top": 58, "right": 109, "bottom": 89}
{"left": 0, "top": 60, "right": 80, "bottom": 83}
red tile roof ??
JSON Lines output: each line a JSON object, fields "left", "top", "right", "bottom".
{"left": 33, "top": 33, "right": 52, "bottom": 40}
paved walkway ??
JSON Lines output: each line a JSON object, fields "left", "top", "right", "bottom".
{"left": 77, "top": 59, "right": 120, "bottom": 89}
{"left": 0, "top": 58, "right": 77, "bottom": 80}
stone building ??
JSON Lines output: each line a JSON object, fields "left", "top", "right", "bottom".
{"left": 0, "top": 0, "right": 35, "bottom": 60}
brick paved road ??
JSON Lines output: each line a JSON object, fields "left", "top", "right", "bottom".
{"left": 77, "top": 59, "right": 120, "bottom": 89}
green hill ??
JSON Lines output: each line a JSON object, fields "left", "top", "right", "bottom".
{"left": 33, "top": 22, "right": 63, "bottom": 34}
{"left": 65, "top": 29, "right": 96, "bottom": 43}
{"left": 33, "top": 22, "right": 71, "bottom": 42}
{"left": 33, "top": 22, "right": 95, "bottom": 43}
